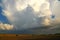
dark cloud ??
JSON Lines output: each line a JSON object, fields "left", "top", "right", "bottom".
{"left": 58, "top": 0, "right": 60, "bottom": 1}
{"left": 27, "top": 24, "right": 60, "bottom": 34}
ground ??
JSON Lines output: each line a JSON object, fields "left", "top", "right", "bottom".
{"left": 0, "top": 34, "right": 60, "bottom": 40}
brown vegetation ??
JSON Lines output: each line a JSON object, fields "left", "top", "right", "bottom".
{"left": 0, "top": 34, "right": 60, "bottom": 40}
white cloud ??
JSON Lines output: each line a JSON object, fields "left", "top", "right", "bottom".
{"left": 49, "top": 0, "right": 60, "bottom": 24}
{"left": 2, "top": 0, "right": 60, "bottom": 31}
{"left": 0, "top": 23, "right": 14, "bottom": 30}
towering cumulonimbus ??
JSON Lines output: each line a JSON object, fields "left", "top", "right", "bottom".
{"left": 1, "top": 0, "right": 55, "bottom": 30}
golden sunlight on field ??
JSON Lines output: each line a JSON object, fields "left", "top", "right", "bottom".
{"left": 0, "top": 34, "right": 60, "bottom": 40}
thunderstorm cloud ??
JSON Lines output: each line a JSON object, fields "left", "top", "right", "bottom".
{"left": 0, "top": 0, "right": 60, "bottom": 34}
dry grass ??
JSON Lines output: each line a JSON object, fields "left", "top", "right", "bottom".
{"left": 0, "top": 34, "right": 60, "bottom": 40}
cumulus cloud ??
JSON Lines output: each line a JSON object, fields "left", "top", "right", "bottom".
{"left": 0, "top": 23, "right": 14, "bottom": 30}
{"left": 1, "top": 0, "right": 60, "bottom": 33}
{"left": 29, "top": 0, "right": 60, "bottom": 34}
{"left": 1, "top": 0, "right": 52, "bottom": 30}
{"left": 48, "top": 0, "right": 60, "bottom": 28}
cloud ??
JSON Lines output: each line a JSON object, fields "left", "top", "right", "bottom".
{"left": 1, "top": 0, "right": 60, "bottom": 33}
{"left": 1, "top": 0, "right": 52, "bottom": 30}
{"left": 0, "top": 23, "right": 14, "bottom": 30}
{"left": 48, "top": 0, "right": 60, "bottom": 26}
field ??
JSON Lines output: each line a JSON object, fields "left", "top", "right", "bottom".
{"left": 0, "top": 34, "right": 60, "bottom": 40}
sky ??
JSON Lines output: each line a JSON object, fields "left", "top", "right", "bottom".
{"left": 0, "top": 0, "right": 60, "bottom": 34}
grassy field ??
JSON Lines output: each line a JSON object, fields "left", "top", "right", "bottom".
{"left": 0, "top": 34, "right": 60, "bottom": 40}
